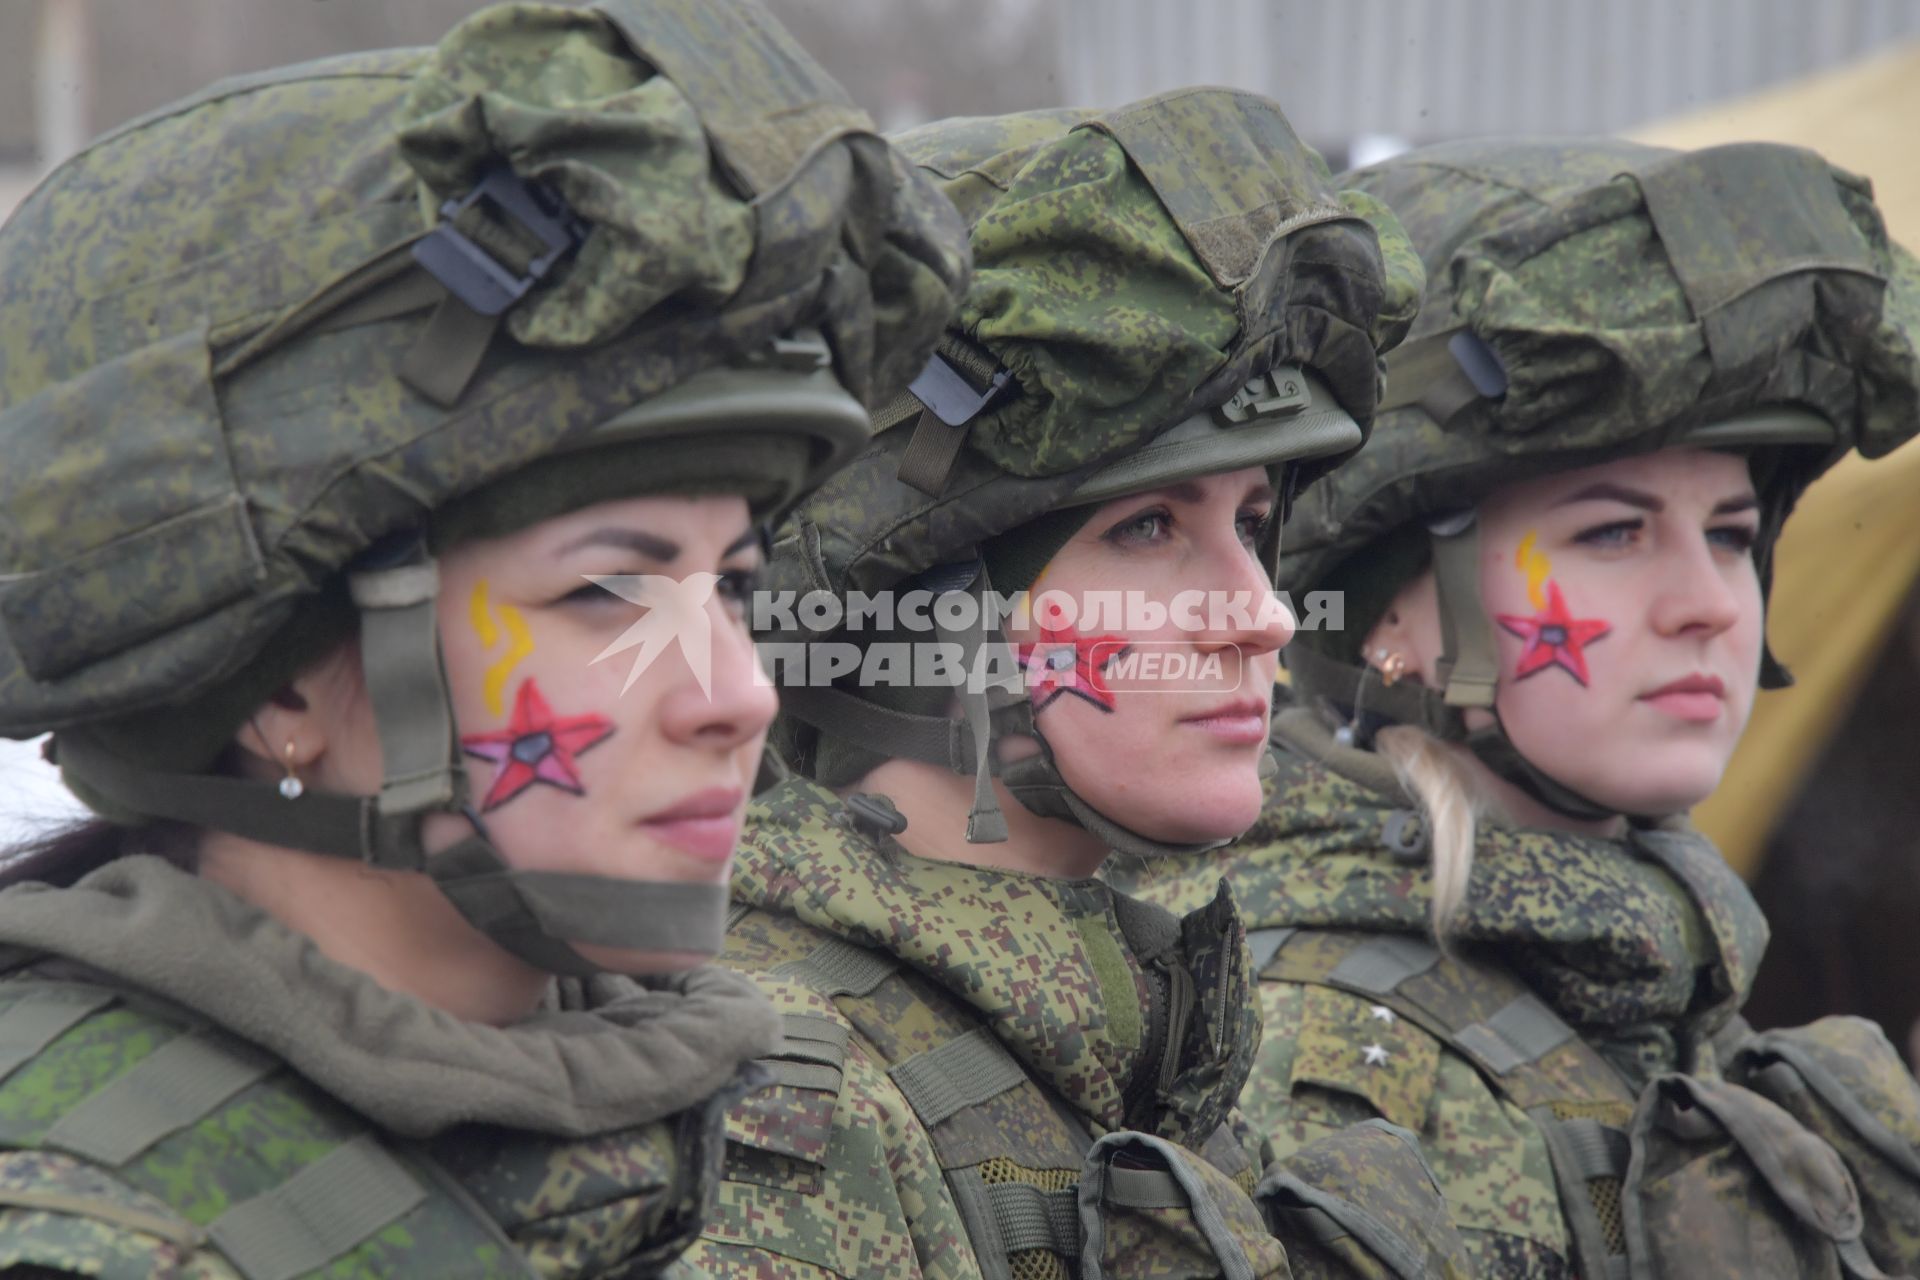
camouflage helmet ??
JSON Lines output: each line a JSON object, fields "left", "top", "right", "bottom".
{"left": 1280, "top": 138, "right": 1920, "bottom": 818}
{"left": 0, "top": 0, "right": 970, "bottom": 973}
{"left": 768, "top": 90, "right": 1425, "bottom": 856}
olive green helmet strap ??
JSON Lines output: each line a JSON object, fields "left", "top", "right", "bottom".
{"left": 1427, "top": 520, "right": 1500, "bottom": 712}
{"left": 779, "top": 565, "right": 1229, "bottom": 857}
{"left": 56, "top": 541, "right": 727, "bottom": 977}
{"left": 954, "top": 565, "right": 1016, "bottom": 843}
{"left": 1427, "top": 522, "right": 1631, "bottom": 824}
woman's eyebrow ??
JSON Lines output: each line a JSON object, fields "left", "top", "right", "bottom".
{"left": 1712, "top": 494, "right": 1760, "bottom": 516}
{"left": 556, "top": 529, "right": 679, "bottom": 562}
{"left": 1552, "top": 481, "right": 1662, "bottom": 512}
{"left": 724, "top": 526, "right": 763, "bottom": 557}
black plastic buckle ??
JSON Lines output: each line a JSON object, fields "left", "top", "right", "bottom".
{"left": 411, "top": 165, "right": 587, "bottom": 316}
{"left": 1218, "top": 365, "right": 1312, "bottom": 424}
{"left": 909, "top": 353, "right": 1014, "bottom": 427}
{"left": 844, "top": 793, "right": 909, "bottom": 838}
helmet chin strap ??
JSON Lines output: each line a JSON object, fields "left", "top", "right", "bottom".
{"left": 57, "top": 533, "right": 728, "bottom": 977}
{"left": 781, "top": 559, "right": 1235, "bottom": 859}
{"left": 1425, "top": 516, "right": 1633, "bottom": 824}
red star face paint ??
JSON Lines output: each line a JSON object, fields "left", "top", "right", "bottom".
{"left": 1496, "top": 579, "right": 1611, "bottom": 686}
{"left": 462, "top": 677, "right": 615, "bottom": 811}
{"left": 1016, "top": 607, "right": 1130, "bottom": 713}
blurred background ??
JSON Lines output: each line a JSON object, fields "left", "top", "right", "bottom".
{"left": 3, "top": 0, "right": 1917, "bottom": 1059}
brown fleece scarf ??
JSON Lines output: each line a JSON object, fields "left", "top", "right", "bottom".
{"left": 0, "top": 856, "right": 780, "bottom": 1138}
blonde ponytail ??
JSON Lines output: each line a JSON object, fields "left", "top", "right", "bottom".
{"left": 1374, "top": 724, "right": 1483, "bottom": 944}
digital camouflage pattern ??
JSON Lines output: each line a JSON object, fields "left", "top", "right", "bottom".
{"left": 694, "top": 778, "right": 1469, "bottom": 1278}
{"left": 0, "top": 964, "right": 740, "bottom": 1278}
{"left": 0, "top": 0, "right": 968, "bottom": 738}
{"left": 1108, "top": 708, "right": 1769, "bottom": 1275}
{"left": 766, "top": 89, "right": 1423, "bottom": 621}
{"left": 1280, "top": 137, "right": 1920, "bottom": 605}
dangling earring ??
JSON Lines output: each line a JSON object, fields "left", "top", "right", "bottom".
{"left": 278, "top": 740, "right": 304, "bottom": 800}
{"left": 1335, "top": 649, "right": 1407, "bottom": 747}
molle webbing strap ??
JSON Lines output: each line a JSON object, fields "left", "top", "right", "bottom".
{"left": 1326, "top": 934, "right": 1441, "bottom": 995}
{"left": 779, "top": 1012, "right": 850, "bottom": 1068}
{"left": 1244, "top": 927, "right": 1296, "bottom": 976}
{"left": 207, "top": 1135, "right": 427, "bottom": 1280}
{"left": 756, "top": 1011, "right": 850, "bottom": 1092}
{"left": 42, "top": 1027, "right": 277, "bottom": 1166}
{"left": 1454, "top": 992, "right": 1577, "bottom": 1075}
{"left": 0, "top": 984, "right": 115, "bottom": 1084}
{"left": 772, "top": 936, "right": 898, "bottom": 998}
{"left": 889, "top": 1027, "right": 1028, "bottom": 1128}
{"left": 1530, "top": 1103, "right": 1632, "bottom": 1280}
{"left": 987, "top": 1180, "right": 1081, "bottom": 1254}
{"left": 756, "top": 1059, "right": 842, "bottom": 1092}
{"left": 946, "top": 1165, "right": 1074, "bottom": 1280}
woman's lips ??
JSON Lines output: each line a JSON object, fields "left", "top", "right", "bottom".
{"left": 636, "top": 787, "right": 744, "bottom": 864}
{"left": 1639, "top": 674, "right": 1725, "bottom": 723}
{"left": 1180, "top": 698, "right": 1269, "bottom": 746}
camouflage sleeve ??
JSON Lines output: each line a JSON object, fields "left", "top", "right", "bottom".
{"left": 0, "top": 1149, "right": 242, "bottom": 1279}
{"left": 1727, "top": 1015, "right": 1920, "bottom": 1275}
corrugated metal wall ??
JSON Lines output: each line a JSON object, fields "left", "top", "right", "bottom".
{"left": 1057, "top": 0, "right": 1920, "bottom": 153}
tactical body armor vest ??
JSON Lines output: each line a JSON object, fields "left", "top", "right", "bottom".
{"left": 1114, "top": 713, "right": 1920, "bottom": 1279}
{"left": 690, "top": 778, "right": 1467, "bottom": 1279}
{"left": 0, "top": 951, "right": 743, "bottom": 1278}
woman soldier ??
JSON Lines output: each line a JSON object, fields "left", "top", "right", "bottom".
{"left": 0, "top": 2, "right": 966, "bottom": 1275}
{"left": 1111, "top": 138, "right": 1920, "bottom": 1278}
{"left": 690, "top": 97, "right": 1467, "bottom": 1279}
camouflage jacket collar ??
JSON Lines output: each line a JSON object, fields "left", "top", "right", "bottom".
{"left": 1136, "top": 709, "right": 1765, "bottom": 1058}
{"left": 732, "top": 778, "right": 1261, "bottom": 1141}
{"left": 0, "top": 856, "right": 781, "bottom": 1138}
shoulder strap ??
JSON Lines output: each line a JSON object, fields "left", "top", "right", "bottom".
{"left": 1260, "top": 928, "right": 1637, "bottom": 1279}
{"left": 0, "top": 970, "right": 535, "bottom": 1279}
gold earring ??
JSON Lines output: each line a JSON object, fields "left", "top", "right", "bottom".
{"left": 1377, "top": 651, "right": 1408, "bottom": 687}
{"left": 278, "top": 740, "right": 304, "bottom": 800}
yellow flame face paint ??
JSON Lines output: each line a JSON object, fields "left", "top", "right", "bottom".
{"left": 469, "top": 580, "right": 534, "bottom": 718}
{"left": 1515, "top": 531, "right": 1552, "bottom": 609}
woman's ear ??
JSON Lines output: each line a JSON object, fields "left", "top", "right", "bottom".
{"left": 1362, "top": 569, "right": 1442, "bottom": 687}
{"left": 228, "top": 644, "right": 364, "bottom": 782}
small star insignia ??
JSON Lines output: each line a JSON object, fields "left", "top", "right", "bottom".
{"left": 1369, "top": 1005, "right": 1396, "bottom": 1025}
{"left": 1362, "top": 1042, "right": 1391, "bottom": 1067}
